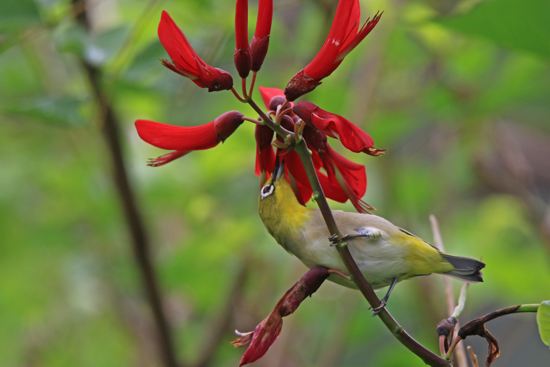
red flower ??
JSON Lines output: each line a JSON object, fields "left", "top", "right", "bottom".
{"left": 158, "top": 11, "right": 233, "bottom": 92}
{"left": 285, "top": 0, "right": 381, "bottom": 100}
{"left": 294, "top": 100, "right": 385, "bottom": 156}
{"left": 255, "top": 124, "right": 276, "bottom": 186}
{"left": 234, "top": 0, "right": 273, "bottom": 76}
{"left": 135, "top": 111, "right": 244, "bottom": 166}
{"left": 257, "top": 88, "right": 374, "bottom": 209}
{"left": 231, "top": 267, "right": 329, "bottom": 366}
{"left": 303, "top": 125, "right": 373, "bottom": 212}
{"left": 250, "top": 0, "right": 273, "bottom": 72}
{"left": 234, "top": 0, "right": 252, "bottom": 78}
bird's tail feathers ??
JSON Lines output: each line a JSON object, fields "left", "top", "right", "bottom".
{"left": 442, "top": 254, "right": 485, "bottom": 283}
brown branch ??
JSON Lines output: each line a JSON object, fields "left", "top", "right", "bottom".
{"left": 72, "top": 2, "right": 179, "bottom": 367}
{"left": 446, "top": 304, "right": 539, "bottom": 365}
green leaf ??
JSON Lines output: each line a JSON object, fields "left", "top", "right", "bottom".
{"left": 437, "top": 0, "right": 550, "bottom": 60}
{"left": 537, "top": 300, "right": 550, "bottom": 347}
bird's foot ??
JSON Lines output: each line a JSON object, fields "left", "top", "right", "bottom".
{"left": 369, "top": 300, "right": 387, "bottom": 317}
{"left": 328, "top": 234, "right": 349, "bottom": 246}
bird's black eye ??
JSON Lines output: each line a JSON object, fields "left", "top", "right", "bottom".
{"left": 260, "top": 184, "right": 274, "bottom": 199}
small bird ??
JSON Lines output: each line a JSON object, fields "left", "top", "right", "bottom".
{"left": 259, "top": 160, "right": 484, "bottom": 312}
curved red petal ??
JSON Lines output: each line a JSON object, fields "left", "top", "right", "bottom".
{"left": 303, "top": 0, "right": 355, "bottom": 80}
{"left": 311, "top": 111, "right": 373, "bottom": 153}
{"left": 284, "top": 151, "right": 313, "bottom": 205}
{"left": 318, "top": 170, "right": 348, "bottom": 203}
{"left": 338, "top": 12, "right": 382, "bottom": 62}
{"left": 135, "top": 119, "right": 219, "bottom": 151}
{"left": 147, "top": 150, "right": 192, "bottom": 167}
{"left": 327, "top": 145, "right": 366, "bottom": 197}
{"left": 255, "top": 146, "right": 276, "bottom": 177}
{"left": 339, "top": 0, "right": 361, "bottom": 52}
{"left": 326, "top": 146, "right": 373, "bottom": 212}
{"left": 238, "top": 313, "right": 283, "bottom": 367}
{"left": 158, "top": 11, "right": 200, "bottom": 77}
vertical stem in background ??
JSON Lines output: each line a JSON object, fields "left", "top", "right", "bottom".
{"left": 431, "top": 214, "right": 468, "bottom": 367}
{"left": 72, "top": 2, "right": 179, "bottom": 367}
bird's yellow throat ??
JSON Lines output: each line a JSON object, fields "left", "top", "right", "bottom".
{"left": 258, "top": 177, "right": 311, "bottom": 251}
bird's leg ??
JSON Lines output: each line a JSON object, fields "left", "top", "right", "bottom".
{"left": 328, "top": 228, "right": 382, "bottom": 247}
{"left": 370, "top": 277, "right": 399, "bottom": 316}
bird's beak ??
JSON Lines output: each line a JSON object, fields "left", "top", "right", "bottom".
{"left": 271, "top": 155, "right": 285, "bottom": 183}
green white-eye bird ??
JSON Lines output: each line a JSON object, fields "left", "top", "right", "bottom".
{"left": 259, "top": 160, "right": 484, "bottom": 311}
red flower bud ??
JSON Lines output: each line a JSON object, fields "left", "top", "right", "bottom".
{"left": 284, "top": 0, "right": 381, "bottom": 100}
{"left": 259, "top": 86, "right": 287, "bottom": 110}
{"left": 234, "top": 0, "right": 252, "bottom": 78}
{"left": 158, "top": 11, "right": 233, "bottom": 92}
{"left": 232, "top": 267, "right": 329, "bottom": 366}
{"left": 250, "top": 0, "right": 273, "bottom": 72}
{"left": 135, "top": 111, "right": 243, "bottom": 166}
{"left": 214, "top": 110, "right": 245, "bottom": 142}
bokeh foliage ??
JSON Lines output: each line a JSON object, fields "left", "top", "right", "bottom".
{"left": 1, "top": 0, "right": 549, "bottom": 366}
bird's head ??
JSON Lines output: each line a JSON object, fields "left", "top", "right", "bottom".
{"left": 259, "top": 156, "right": 286, "bottom": 203}
{"left": 258, "top": 156, "right": 310, "bottom": 240}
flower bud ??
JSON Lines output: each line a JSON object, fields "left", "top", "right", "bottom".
{"left": 214, "top": 111, "right": 244, "bottom": 142}
{"left": 268, "top": 95, "right": 287, "bottom": 112}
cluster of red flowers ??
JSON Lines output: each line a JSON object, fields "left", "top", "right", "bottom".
{"left": 135, "top": 0, "right": 383, "bottom": 364}
{"left": 136, "top": 0, "right": 383, "bottom": 214}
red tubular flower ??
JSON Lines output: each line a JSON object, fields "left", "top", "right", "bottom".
{"left": 158, "top": 11, "right": 233, "bottom": 92}
{"left": 250, "top": 0, "right": 273, "bottom": 72}
{"left": 294, "top": 100, "right": 385, "bottom": 156}
{"left": 303, "top": 125, "right": 373, "bottom": 212}
{"left": 231, "top": 267, "right": 329, "bottom": 367}
{"left": 234, "top": 0, "right": 252, "bottom": 78}
{"left": 284, "top": 0, "right": 381, "bottom": 101}
{"left": 255, "top": 124, "right": 276, "bottom": 186}
{"left": 135, "top": 111, "right": 244, "bottom": 166}
{"left": 257, "top": 87, "right": 370, "bottom": 208}
{"left": 277, "top": 115, "right": 314, "bottom": 205}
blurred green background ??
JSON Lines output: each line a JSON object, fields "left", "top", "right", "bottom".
{"left": 1, "top": 0, "right": 550, "bottom": 366}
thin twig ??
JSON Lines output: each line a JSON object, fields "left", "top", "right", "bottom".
{"left": 467, "top": 346, "right": 480, "bottom": 367}
{"left": 431, "top": 215, "right": 468, "bottom": 366}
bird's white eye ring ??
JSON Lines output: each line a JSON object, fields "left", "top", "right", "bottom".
{"left": 260, "top": 185, "right": 274, "bottom": 199}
